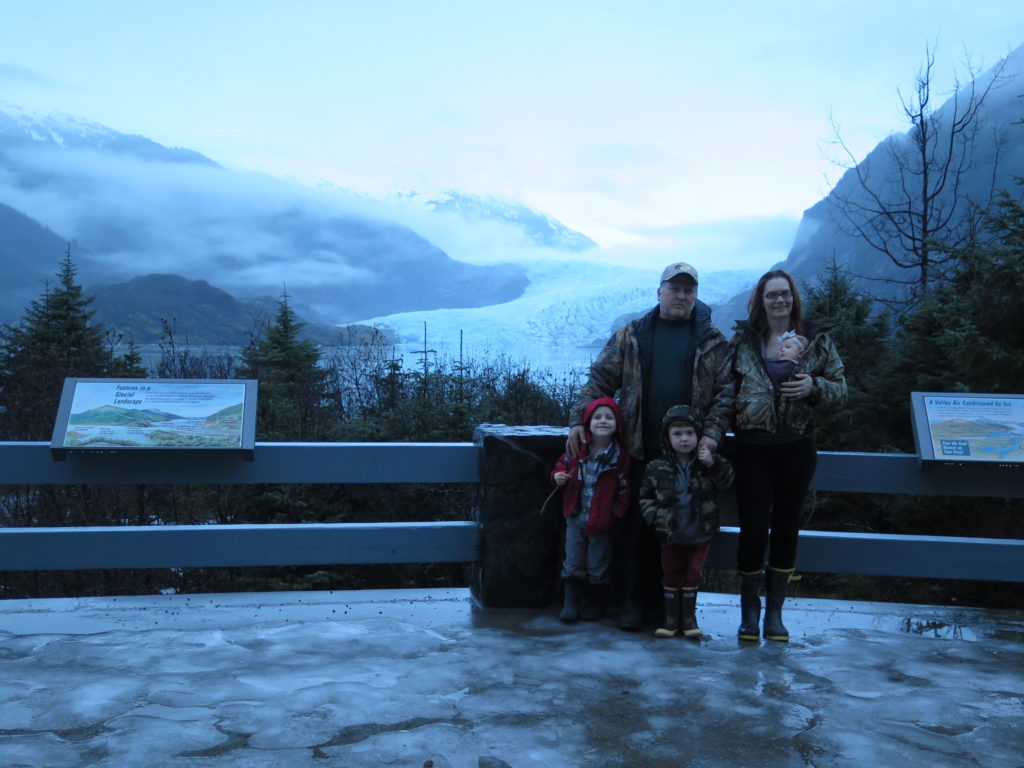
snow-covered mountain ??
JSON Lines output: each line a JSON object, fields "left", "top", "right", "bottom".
{"left": 0, "top": 103, "right": 217, "bottom": 166}
{"left": 0, "top": 104, "right": 756, "bottom": 357}
{"left": 715, "top": 44, "right": 1024, "bottom": 325}
{"left": 395, "top": 189, "right": 597, "bottom": 252}
{"left": 357, "top": 261, "right": 758, "bottom": 374}
{"left": 0, "top": 104, "right": 601, "bottom": 324}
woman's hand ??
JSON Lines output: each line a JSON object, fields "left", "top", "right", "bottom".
{"left": 553, "top": 472, "right": 569, "bottom": 486}
{"left": 566, "top": 425, "right": 586, "bottom": 457}
{"left": 780, "top": 373, "right": 814, "bottom": 400}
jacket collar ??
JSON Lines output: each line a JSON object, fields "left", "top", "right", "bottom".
{"left": 734, "top": 317, "right": 834, "bottom": 344}
{"left": 639, "top": 299, "right": 719, "bottom": 344}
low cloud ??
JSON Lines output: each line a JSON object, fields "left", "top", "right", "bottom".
{"left": 0, "top": 131, "right": 536, "bottom": 322}
{"left": 0, "top": 119, "right": 795, "bottom": 326}
{"left": 0, "top": 64, "right": 54, "bottom": 86}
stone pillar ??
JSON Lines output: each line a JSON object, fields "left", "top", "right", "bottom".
{"left": 471, "top": 424, "right": 568, "bottom": 608}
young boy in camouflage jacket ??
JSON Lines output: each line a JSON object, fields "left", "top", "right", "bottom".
{"left": 639, "top": 404, "right": 734, "bottom": 638}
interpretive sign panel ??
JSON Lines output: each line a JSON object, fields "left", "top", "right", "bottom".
{"left": 910, "top": 392, "right": 1024, "bottom": 468}
{"left": 51, "top": 378, "right": 257, "bottom": 458}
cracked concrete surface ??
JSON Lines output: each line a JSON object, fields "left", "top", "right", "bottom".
{"left": 1, "top": 588, "right": 1022, "bottom": 767}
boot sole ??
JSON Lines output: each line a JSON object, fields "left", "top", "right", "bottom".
{"left": 654, "top": 628, "right": 678, "bottom": 638}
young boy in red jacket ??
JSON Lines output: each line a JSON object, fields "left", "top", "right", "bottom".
{"left": 552, "top": 397, "right": 631, "bottom": 623}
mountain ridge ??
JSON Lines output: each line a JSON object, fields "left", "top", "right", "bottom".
{"left": 0, "top": 106, "right": 610, "bottom": 324}
{"left": 713, "top": 44, "right": 1024, "bottom": 327}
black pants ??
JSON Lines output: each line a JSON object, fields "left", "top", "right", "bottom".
{"left": 611, "top": 459, "right": 662, "bottom": 613}
{"left": 734, "top": 436, "right": 817, "bottom": 572}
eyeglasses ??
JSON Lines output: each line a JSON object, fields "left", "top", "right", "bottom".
{"left": 764, "top": 291, "right": 792, "bottom": 302}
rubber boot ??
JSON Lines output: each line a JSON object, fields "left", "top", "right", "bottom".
{"left": 679, "top": 588, "right": 702, "bottom": 638}
{"left": 763, "top": 566, "right": 794, "bottom": 642}
{"left": 579, "top": 582, "right": 607, "bottom": 621}
{"left": 617, "top": 566, "right": 644, "bottom": 631}
{"left": 738, "top": 569, "right": 762, "bottom": 641}
{"left": 654, "top": 589, "right": 680, "bottom": 637}
{"left": 560, "top": 578, "right": 584, "bottom": 623}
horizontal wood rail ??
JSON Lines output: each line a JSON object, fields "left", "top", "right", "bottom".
{"left": 0, "top": 522, "right": 479, "bottom": 571}
{"left": 1, "top": 442, "right": 1020, "bottom": 496}
{"left": 0, "top": 442, "right": 479, "bottom": 485}
{"left": 2, "top": 524, "right": 1019, "bottom": 582}
{"left": 706, "top": 528, "right": 1024, "bottom": 582}
{"left": 1, "top": 437, "right": 1022, "bottom": 585}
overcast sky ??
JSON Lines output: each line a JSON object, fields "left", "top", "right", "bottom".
{"left": 3, "top": 1, "right": 1023, "bottom": 270}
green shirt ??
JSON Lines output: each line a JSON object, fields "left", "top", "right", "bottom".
{"left": 644, "top": 316, "right": 695, "bottom": 458}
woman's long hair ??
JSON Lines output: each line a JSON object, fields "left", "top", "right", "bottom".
{"left": 747, "top": 269, "right": 804, "bottom": 341}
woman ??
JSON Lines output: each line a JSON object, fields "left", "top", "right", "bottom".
{"left": 730, "top": 270, "right": 846, "bottom": 642}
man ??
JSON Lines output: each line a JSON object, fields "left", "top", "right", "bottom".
{"left": 566, "top": 262, "right": 734, "bottom": 630}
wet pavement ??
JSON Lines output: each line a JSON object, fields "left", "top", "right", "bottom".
{"left": 1, "top": 588, "right": 1022, "bottom": 767}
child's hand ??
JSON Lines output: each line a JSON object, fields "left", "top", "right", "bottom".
{"left": 553, "top": 472, "right": 569, "bottom": 486}
{"left": 697, "top": 444, "right": 713, "bottom": 467}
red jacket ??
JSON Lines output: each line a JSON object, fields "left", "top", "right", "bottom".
{"left": 552, "top": 397, "right": 632, "bottom": 537}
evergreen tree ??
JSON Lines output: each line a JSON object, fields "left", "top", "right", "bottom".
{"left": 801, "top": 264, "right": 893, "bottom": 451}
{"left": 882, "top": 181, "right": 1024, "bottom": 451}
{"left": 239, "top": 290, "right": 334, "bottom": 441}
{"left": 0, "top": 247, "right": 144, "bottom": 440}
{"left": 930, "top": 187, "right": 1024, "bottom": 392}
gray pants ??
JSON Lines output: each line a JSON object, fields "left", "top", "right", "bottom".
{"left": 562, "top": 514, "right": 614, "bottom": 583}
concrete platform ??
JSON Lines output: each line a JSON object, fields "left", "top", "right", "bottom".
{"left": 1, "top": 588, "right": 1022, "bottom": 767}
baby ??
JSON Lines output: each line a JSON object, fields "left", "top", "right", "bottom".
{"left": 777, "top": 333, "right": 808, "bottom": 363}
{"left": 772, "top": 332, "right": 810, "bottom": 416}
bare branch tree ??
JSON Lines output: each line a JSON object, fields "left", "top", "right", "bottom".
{"left": 828, "top": 46, "right": 1008, "bottom": 302}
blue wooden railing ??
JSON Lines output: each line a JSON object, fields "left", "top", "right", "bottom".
{"left": 1, "top": 437, "right": 1022, "bottom": 592}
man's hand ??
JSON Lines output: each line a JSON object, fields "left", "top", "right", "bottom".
{"left": 566, "top": 425, "right": 586, "bottom": 458}
{"left": 698, "top": 435, "right": 718, "bottom": 454}
{"left": 697, "top": 444, "right": 714, "bottom": 467}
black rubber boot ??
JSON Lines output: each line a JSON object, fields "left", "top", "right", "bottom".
{"left": 579, "top": 582, "right": 607, "bottom": 621}
{"left": 654, "top": 589, "right": 680, "bottom": 637}
{"left": 763, "top": 566, "right": 794, "bottom": 642}
{"left": 738, "top": 569, "right": 762, "bottom": 641}
{"left": 560, "top": 578, "right": 584, "bottom": 623}
{"left": 616, "top": 565, "right": 644, "bottom": 631}
{"left": 679, "top": 588, "right": 702, "bottom": 638}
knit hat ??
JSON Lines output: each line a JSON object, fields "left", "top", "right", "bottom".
{"left": 660, "top": 404, "right": 700, "bottom": 448}
{"left": 583, "top": 397, "right": 622, "bottom": 438}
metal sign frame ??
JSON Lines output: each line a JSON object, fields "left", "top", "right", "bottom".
{"left": 910, "top": 391, "right": 1024, "bottom": 470}
{"left": 51, "top": 378, "right": 258, "bottom": 460}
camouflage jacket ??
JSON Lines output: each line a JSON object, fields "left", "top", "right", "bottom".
{"left": 639, "top": 452, "right": 734, "bottom": 544}
{"left": 729, "top": 320, "right": 847, "bottom": 439}
{"left": 570, "top": 302, "right": 734, "bottom": 460}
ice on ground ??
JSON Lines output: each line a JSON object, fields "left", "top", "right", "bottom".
{"left": 1, "top": 590, "right": 1022, "bottom": 768}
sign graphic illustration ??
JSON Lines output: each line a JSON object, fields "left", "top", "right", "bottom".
{"left": 911, "top": 392, "right": 1024, "bottom": 467}
{"left": 51, "top": 379, "right": 257, "bottom": 457}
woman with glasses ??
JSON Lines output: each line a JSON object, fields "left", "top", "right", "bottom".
{"left": 728, "top": 269, "right": 846, "bottom": 642}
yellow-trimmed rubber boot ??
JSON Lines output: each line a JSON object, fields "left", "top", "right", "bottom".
{"left": 679, "top": 587, "right": 702, "bottom": 638}
{"left": 654, "top": 589, "right": 680, "bottom": 637}
{"left": 764, "top": 566, "right": 795, "bottom": 642}
{"left": 738, "top": 569, "right": 762, "bottom": 641}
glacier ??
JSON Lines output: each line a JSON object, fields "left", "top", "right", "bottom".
{"left": 352, "top": 261, "right": 758, "bottom": 375}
